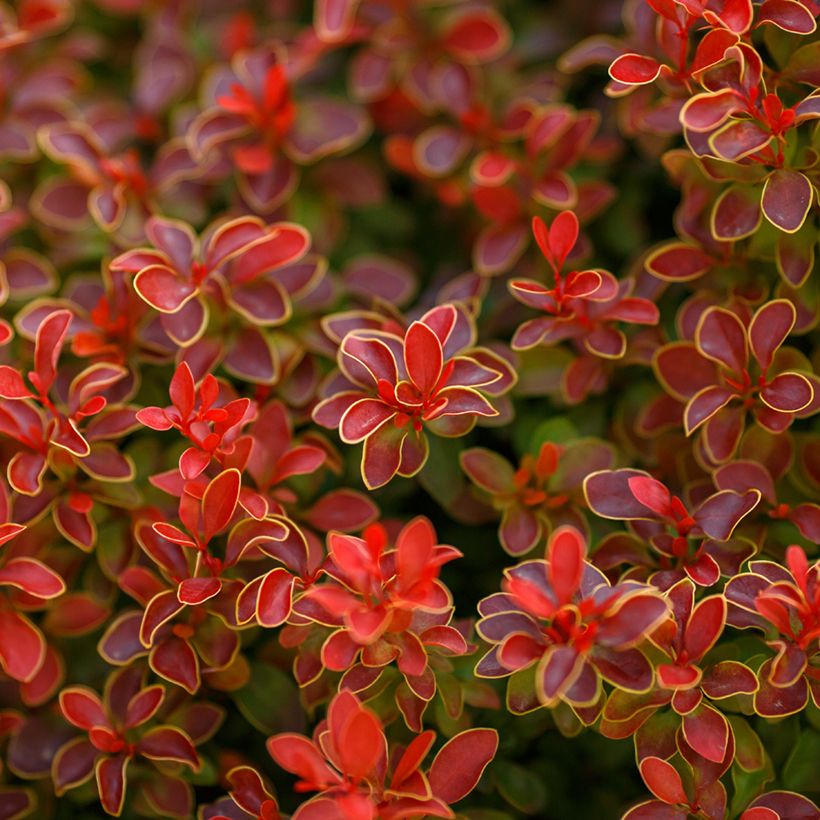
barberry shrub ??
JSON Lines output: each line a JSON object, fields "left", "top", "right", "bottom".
{"left": 0, "top": 0, "right": 817, "bottom": 819}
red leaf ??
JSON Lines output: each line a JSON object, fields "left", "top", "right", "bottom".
{"left": 124, "top": 685, "right": 165, "bottom": 729}
{"left": 202, "top": 469, "right": 241, "bottom": 542}
{"left": 137, "top": 727, "right": 199, "bottom": 769}
{"left": 428, "top": 727, "right": 498, "bottom": 803}
{"left": 177, "top": 577, "right": 222, "bottom": 605}
{"left": 639, "top": 756, "right": 688, "bottom": 806}
{"left": 0, "top": 611, "right": 45, "bottom": 682}
{"left": 682, "top": 703, "right": 729, "bottom": 763}
{"left": 0, "top": 366, "right": 33, "bottom": 399}
{"left": 33, "top": 309, "right": 71, "bottom": 395}
{"left": 404, "top": 321, "right": 444, "bottom": 396}
{"left": 609, "top": 53, "right": 663, "bottom": 85}
{"left": 330, "top": 691, "right": 385, "bottom": 780}
{"left": 547, "top": 526, "right": 585, "bottom": 604}
{"left": 684, "top": 596, "right": 726, "bottom": 662}
{"left": 627, "top": 476, "right": 672, "bottom": 516}
{"left": 339, "top": 398, "right": 395, "bottom": 444}
{"left": 169, "top": 363, "right": 196, "bottom": 420}
{"left": 266, "top": 734, "right": 340, "bottom": 787}
{"left": 442, "top": 10, "right": 510, "bottom": 62}
{"left": 256, "top": 568, "right": 294, "bottom": 627}
{"left": 96, "top": 755, "right": 128, "bottom": 817}
{"left": 150, "top": 637, "right": 200, "bottom": 694}
{"left": 0, "top": 558, "right": 65, "bottom": 599}
{"left": 60, "top": 686, "right": 107, "bottom": 730}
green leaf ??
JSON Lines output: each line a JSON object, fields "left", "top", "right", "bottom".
{"left": 233, "top": 663, "right": 303, "bottom": 735}
{"left": 530, "top": 417, "right": 578, "bottom": 451}
{"left": 494, "top": 760, "right": 549, "bottom": 813}
{"left": 783, "top": 729, "right": 820, "bottom": 792}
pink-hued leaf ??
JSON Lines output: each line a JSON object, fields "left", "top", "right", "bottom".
{"left": 623, "top": 801, "right": 688, "bottom": 820}
{"left": 500, "top": 505, "right": 542, "bottom": 556}
{"left": 700, "top": 661, "right": 757, "bottom": 699}
{"left": 150, "top": 637, "right": 200, "bottom": 694}
{"left": 744, "top": 792, "right": 820, "bottom": 819}
{"left": 654, "top": 343, "right": 718, "bottom": 401}
{"left": 759, "top": 372, "right": 813, "bottom": 412}
{"left": 696, "top": 307, "right": 747, "bottom": 374}
{"left": 137, "top": 726, "right": 199, "bottom": 769}
{"left": 315, "top": 0, "right": 362, "bottom": 42}
{"left": 709, "top": 120, "right": 771, "bottom": 161}
{"left": 537, "top": 644, "right": 583, "bottom": 702}
{"left": 230, "top": 223, "right": 311, "bottom": 282}
{"left": 646, "top": 243, "right": 713, "bottom": 282}
{"left": 757, "top": 0, "right": 817, "bottom": 35}
{"left": 584, "top": 469, "right": 664, "bottom": 520}
{"left": 361, "top": 422, "right": 406, "bottom": 489}
{"left": 711, "top": 185, "right": 761, "bottom": 240}
{"left": 693, "top": 490, "right": 760, "bottom": 540}
{"left": 681, "top": 89, "right": 742, "bottom": 132}
{"left": 685, "top": 386, "right": 734, "bottom": 434}
{"left": 53, "top": 737, "right": 97, "bottom": 794}
{"left": 460, "top": 448, "right": 516, "bottom": 494}
{"left": 597, "top": 595, "right": 668, "bottom": 648}
{"left": 96, "top": 755, "right": 128, "bottom": 817}
{"left": 473, "top": 222, "right": 529, "bottom": 276}
{"left": 286, "top": 98, "right": 370, "bottom": 164}
{"left": 761, "top": 170, "right": 813, "bottom": 234}
{"left": 749, "top": 300, "right": 795, "bottom": 371}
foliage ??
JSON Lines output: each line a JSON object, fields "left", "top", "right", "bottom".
{"left": 0, "top": 0, "right": 818, "bottom": 818}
